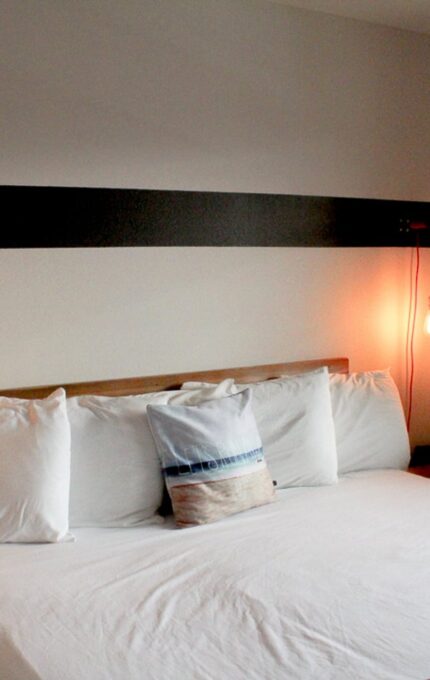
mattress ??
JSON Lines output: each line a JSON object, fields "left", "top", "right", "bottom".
{"left": 1, "top": 470, "right": 429, "bottom": 680}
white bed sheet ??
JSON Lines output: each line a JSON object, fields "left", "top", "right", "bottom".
{"left": 1, "top": 470, "right": 429, "bottom": 680}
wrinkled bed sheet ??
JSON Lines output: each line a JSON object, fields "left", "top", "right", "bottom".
{"left": 1, "top": 470, "right": 429, "bottom": 680}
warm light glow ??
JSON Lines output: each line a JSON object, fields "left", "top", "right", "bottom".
{"left": 425, "top": 296, "right": 430, "bottom": 335}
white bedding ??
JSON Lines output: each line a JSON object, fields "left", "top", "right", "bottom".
{"left": 1, "top": 470, "right": 429, "bottom": 680}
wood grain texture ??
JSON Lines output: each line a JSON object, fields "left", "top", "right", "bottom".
{"left": 0, "top": 357, "right": 349, "bottom": 399}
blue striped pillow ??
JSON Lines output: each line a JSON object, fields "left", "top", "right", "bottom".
{"left": 147, "top": 389, "right": 274, "bottom": 527}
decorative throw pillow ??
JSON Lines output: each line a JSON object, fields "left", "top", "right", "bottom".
{"left": 0, "top": 388, "right": 72, "bottom": 543}
{"left": 182, "top": 368, "right": 338, "bottom": 489}
{"left": 329, "top": 370, "right": 410, "bottom": 473}
{"left": 67, "top": 381, "right": 235, "bottom": 527}
{"left": 147, "top": 389, "right": 275, "bottom": 528}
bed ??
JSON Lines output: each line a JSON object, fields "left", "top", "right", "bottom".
{"left": 1, "top": 358, "right": 429, "bottom": 680}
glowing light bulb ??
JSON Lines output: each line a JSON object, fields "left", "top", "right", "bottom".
{"left": 425, "top": 297, "right": 430, "bottom": 335}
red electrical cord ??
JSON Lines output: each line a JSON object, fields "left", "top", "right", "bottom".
{"left": 405, "top": 249, "right": 414, "bottom": 412}
{"left": 406, "top": 236, "right": 420, "bottom": 432}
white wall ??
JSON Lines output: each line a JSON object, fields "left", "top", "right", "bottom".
{"left": 1, "top": 1, "right": 430, "bottom": 442}
{"left": 0, "top": 246, "right": 409, "bottom": 384}
{"left": 1, "top": 0, "right": 430, "bottom": 199}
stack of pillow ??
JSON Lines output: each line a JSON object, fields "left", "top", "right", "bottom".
{"left": 0, "top": 367, "right": 410, "bottom": 542}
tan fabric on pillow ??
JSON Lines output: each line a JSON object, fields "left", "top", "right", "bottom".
{"left": 171, "top": 467, "right": 274, "bottom": 528}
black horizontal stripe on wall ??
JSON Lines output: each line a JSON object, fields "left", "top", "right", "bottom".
{"left": 1, "top": 185, "right": 429, "bottom": 248}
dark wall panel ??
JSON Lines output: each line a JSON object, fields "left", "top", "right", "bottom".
{"left": 1, "top": 185, "right": 429, "bottom": 247}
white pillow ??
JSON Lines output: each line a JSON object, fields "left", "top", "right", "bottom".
{"left": 0, "top": 388, "right": 72, "bottom": 543}
{"left": 68, "top": 381, "right": 234, "bottom": 527}
{"left": 329, "top": 370, "right": 410, "bottom": 473}
{"left": 183, "top": 368, "right": 338, "bottom": 488}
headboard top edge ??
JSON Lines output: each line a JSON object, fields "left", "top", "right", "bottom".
{"left": 1, "top": 356, "right": 349, "bottom": 400}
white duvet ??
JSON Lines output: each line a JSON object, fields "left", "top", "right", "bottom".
{"left": 1, "top": 470, "right": 430, "bottom": 680}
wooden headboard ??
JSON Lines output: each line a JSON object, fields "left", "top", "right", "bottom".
{"left": 1, "top": 357, "right": 348, "bottom": 400}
